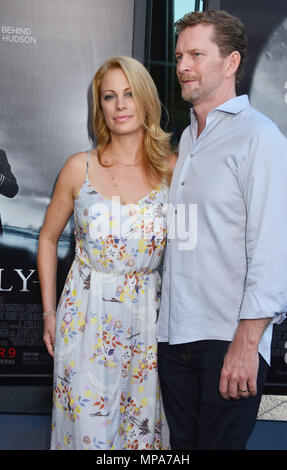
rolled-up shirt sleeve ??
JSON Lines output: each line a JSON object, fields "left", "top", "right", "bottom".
{"left": 239, "top": 124, "right": 287, "bottom": 324}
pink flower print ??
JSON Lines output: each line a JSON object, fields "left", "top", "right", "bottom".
{"left": 83, "top": 436, "right": 91, "bottom": 445}
{"left": 63, "top": 312, "right": 73, "bottom": 324}
{"left": 127, "top": 258, "right": 135, "bottom": 267}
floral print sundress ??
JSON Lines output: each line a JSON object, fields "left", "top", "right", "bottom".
{"left": 50, "top": 151, "right": 170, "bottom": 450}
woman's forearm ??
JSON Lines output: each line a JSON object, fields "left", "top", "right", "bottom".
{"left": 37, "top": 234, "right": 58, "bottom": 313}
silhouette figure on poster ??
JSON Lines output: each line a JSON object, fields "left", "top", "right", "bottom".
{"left": 0, "top": 149, "right": 18, "bottom": 235}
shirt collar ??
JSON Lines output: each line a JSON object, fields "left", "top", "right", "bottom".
{"left": 215, "top": 94, "right": 250, "bottom": 114}
{"left": 190, "top": 94, "right": 250, "bottom": 121}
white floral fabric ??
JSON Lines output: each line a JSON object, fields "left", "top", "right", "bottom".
{"left": 50, "top": 157, "right": 170, "bottom": 450}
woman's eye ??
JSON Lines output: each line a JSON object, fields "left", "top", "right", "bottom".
{"left": 103, "top": 94, "right": 114, "bottom": 101}
{"left": 125, "top": 91, "right": 133, "bottom": 98}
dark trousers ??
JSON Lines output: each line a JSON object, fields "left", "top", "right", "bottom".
{"left": 158, "top": 340, "right": 268, "bottom": 450}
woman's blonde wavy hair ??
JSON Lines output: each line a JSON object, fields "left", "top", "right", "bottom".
{"left": 92, "top": 56, "right": 172, "bottom": 186}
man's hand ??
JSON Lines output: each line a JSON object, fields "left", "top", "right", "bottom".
{"left": 219, "top": 318, "right": 270, "bottom": 400}
{"left": 219, "top": 341, "right": 259, "bottom": 399}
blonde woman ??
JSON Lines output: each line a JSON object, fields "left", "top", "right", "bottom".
{"left": 37, "top": 56, "right": 176, "bottom": 450}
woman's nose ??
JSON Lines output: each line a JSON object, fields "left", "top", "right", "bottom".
{"left": 116, "top": 95, "right": 127, "bottom": 109}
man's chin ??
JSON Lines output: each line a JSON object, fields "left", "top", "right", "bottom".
{"left": 181, "top": 90, "right": 200, "bottom": 104}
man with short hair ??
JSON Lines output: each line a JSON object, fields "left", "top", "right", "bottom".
{"left": 157, "top": 10, "right": 287, "bottom": 450}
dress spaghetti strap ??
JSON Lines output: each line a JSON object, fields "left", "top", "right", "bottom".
{"left": 86, "top": 150, "right": 90, "bottom": 178}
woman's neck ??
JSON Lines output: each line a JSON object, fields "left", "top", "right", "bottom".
{"left": 108, "top": 131, "right": 144, "bottom": 165}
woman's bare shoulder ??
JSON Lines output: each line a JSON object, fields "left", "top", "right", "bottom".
{"left": 64, "top": 151, "right": 89, "bottom": 171}
{"left": 61, "top": 151, "right": 92, "bottom": 178}
{"left": 55, "top": 151, "right": 90, "bottom": 194}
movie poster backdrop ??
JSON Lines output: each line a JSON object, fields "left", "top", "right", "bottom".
{"left": 249, "top": 15, "right": 287, "bottom": 397}
{"left": 0, "top": 0, "right": 134, "bottom": 382}
{"left": 219, "top": 0, "right": 287, "bottom": 421}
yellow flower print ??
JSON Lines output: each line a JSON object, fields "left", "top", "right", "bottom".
{"left": 138, "top": 239, "right": 146, "bottom": 253}
{"left": 78, "top": 318, "right": 85, "bottom": 328}
{"left": 138, "top": 385, "right": 144, "bottom": 394}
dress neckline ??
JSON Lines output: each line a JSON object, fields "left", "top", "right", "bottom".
{"left": 81, "top": 176, "right": 163, "bottom": 207}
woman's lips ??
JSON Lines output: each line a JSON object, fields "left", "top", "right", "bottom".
{"left": 113, "top": 115, "right": 132, "bottom": 122}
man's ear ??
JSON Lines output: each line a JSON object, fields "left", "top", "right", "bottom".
{"left": 225, "top": 51, "right": 241, "bottom": 79}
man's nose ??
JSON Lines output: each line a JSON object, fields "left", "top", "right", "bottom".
{"left": 177, "top": 55, "right": 191, "bottom": 74}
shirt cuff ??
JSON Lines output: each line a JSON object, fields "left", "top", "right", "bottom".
{"left": 239, "top": 289, "right": 287, "bottom": 325}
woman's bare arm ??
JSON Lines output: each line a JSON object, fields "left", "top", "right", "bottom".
{"left": 37, "top": 153, "right": 86, "bottom": 356}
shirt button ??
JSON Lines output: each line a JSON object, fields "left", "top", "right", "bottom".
{"left": 181, "top": 181, "right": 185, "bottom": 185}
{"left": 190, "top": 154, "right": 193, "bottom": 158}
{"left": 175, "top": 209, "right": 177, "bottom": 214}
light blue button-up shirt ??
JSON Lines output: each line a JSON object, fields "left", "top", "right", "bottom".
{"left": 157, "top": 95, "right": 287, "bottom": 364}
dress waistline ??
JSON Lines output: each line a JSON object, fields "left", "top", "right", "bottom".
{"left": 75, "top": 255, "right": 155, "bottom": 278}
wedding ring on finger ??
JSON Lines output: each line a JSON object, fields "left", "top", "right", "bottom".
{"left": 239, "top": 387, "right": 249, "bottom": 394}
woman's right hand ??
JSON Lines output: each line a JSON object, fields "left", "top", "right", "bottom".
{"left": 43, "top": 314, "right": 56, "bottom": 357}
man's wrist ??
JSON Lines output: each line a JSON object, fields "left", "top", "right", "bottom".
{"left": 232, "top": 318, "right": 271, "bottom": 350}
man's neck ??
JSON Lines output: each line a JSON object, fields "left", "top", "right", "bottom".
{"left": 193, "top": 89, "right": 237, "bottom": 137}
